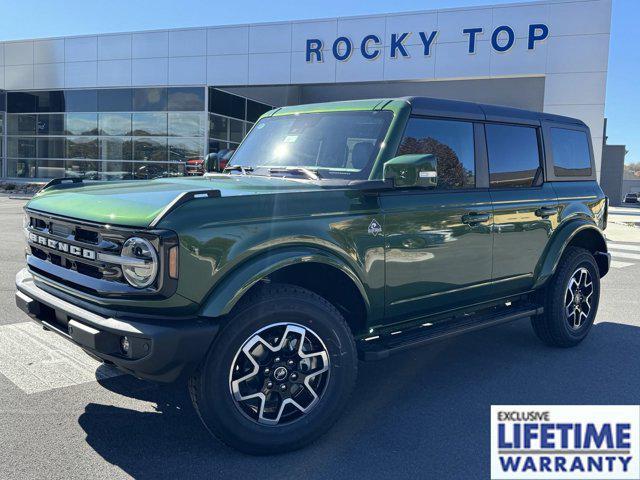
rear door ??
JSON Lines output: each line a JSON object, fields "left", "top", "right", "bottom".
{"left": 485, "top": 122, "right": 559, "bottom": 296}
{"left": 381, "top": 117, "right": 494, "bottom": 322}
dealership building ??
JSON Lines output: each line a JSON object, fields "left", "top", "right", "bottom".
{"left": 0, "top": 0, "right": 611, "bottom": 181}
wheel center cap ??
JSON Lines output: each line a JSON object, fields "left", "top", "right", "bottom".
{"left": 273, "top": 366, "right": 288, "bottom": 381}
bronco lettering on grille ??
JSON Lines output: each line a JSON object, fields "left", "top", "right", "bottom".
{"left": 28, "top": 232, "right": 96, "bottom": 260}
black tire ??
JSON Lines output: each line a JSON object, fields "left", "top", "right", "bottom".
{"left": 189, "top": 283, "right": 358, "bottom": 454}
{"left": 531, "top": 247, "right": 600, "bottom": 347}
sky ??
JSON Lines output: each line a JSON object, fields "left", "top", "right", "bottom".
{"left": 0, "top": 0, "right": 637, "bottom": 164}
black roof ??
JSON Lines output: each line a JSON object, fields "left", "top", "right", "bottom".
{"left": 401, "top": 96, "right": 586, "bottom": 127}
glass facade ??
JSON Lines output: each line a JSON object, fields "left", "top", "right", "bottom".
{"left": 1, "top": 87, "right": 273, "bottom": 181}
{"left": 4, "top": 87, "right": 206, "bottom": 180}
{"left": 208, "top": 88, "right": 272, "bottom": 159}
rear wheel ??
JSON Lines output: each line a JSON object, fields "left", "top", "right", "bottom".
{"left": 531, "top": 247, "right": 601, "bottom": 347}
{"left": 189, "top": 283, "right": 358, "bottom": 454}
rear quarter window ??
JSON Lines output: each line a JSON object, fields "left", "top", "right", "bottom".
{"left": 550, "top": 128, "right": 592, "bottom": 177}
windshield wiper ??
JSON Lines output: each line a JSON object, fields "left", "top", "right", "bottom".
{"left": 223, "top": 165, "right": 254, "bottom": 175}
{"left": 268, "top": 167, "right": 321, "bottom": 180}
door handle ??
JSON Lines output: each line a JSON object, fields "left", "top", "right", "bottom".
{"left": 461, "top": 212, "right": 491, "bottom": 225}
{"left": 535, "top": 206, "right": 558, "bottom": 218}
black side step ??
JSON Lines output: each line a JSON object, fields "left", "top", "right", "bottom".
{"left": 358, "top": 304, "right": 543, "bottom": 361}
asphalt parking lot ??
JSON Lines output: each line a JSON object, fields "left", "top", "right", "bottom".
{"left": 1, "top": 198, "right": 639, "bottom": 480}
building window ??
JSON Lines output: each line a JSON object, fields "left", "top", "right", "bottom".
{"left": 98, "top": 113, "right": 132, "bottom": 136}
{"left": 98, "top": 89, "right": 133, "bottom": 112}
{"left": 486, "top": 124, "right": 541, "bottom": 188}
{"left": 132, "top": 113, "right": 168, "bottom": 136}
{"left": 168, "top": 87, "right": 205, "bottom": 111}
{"left": 169, "top": 113, "right": 205, "bottom": 137}
{"left": 133, "top": 88, "right": 168, "bottom": 112}
{"left": 550, "top": 128, "right": 592, "bottom": 177}
{"left": 65, "top": 113, "right": 98, "bottom": 136}
{"left": 398, "top": 118, "right": 476, "bottom": 189}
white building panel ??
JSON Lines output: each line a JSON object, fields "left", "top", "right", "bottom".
{"left": 98, "top": 34, "right": 132, "bottom": 61}
{"left": 547, "top": 34, "right": 610, "bottom": 74}
{"left": 249, "top": 23, "right": 292, "bottom": 54}
{"left": 65, "top": 61, "right": 97, "bottom": 88}
{"left": 131, "top": 57, "right": 168, "bottom": 85}
{"left": 132, "top": 31, "right": 169, "bottom": 59}
{"left": 435, "top": 40, "right": 491, "bottom": 79}
{"left": 543, "top": 71, "right": 608, "bottom": 106}
{"left": 0, "top": 43, "right": 4, "bottom": 65}
{"left": 168, "top": 56, "right": 206, "bottom": 84}
{"left": 383, "top": 43, "right": 435, "bottom": 81}
{"left": 207, "top": 26, "right": 249, "bottom": 55}
{"left": 34, "top": 63, "right": 65, "bottom": 89}
{"left": 436, "top": 7, "right": 493, "bottom": 44}
{"left": 5, "top": 64, "right": 33, "bottom": 89}
{"left": 548, "top": 0, "right": 611, "bottom": 36}
{"left": 34, "top": 39, "right": 65, "bottom": 64}
{"left": 4, "top": 41, "right": 34, "bottom": 66}
{"left": 337, "top": 16, "right": 386, "bottom": 45}
{"left": 207, "top": 54, "right": 249, "bottom": 85}
{"left": 490, "top": 38, "right": 547, "bottom": 76}
{"left": 336, "top": 50, "right": 384, "bottom": 83}
{"left": 97, "top": 59, "right": 132, "bottom": 87}
{"left": 385, "top": 13, "right": 437, "bottom": 46}
{"left": 169, "top": 29, "right": 207, "bottom": 57}
{"left": 65, "top": 36, "right": 98, "bottom": 62}
{"left": 248, "top": 52, "right": 290, "bottom": 84}
{"left": 291, "top": 50, "right": 336, "bottom": 84}
{"left": 491, "top": 3, "right": 549, "bottom": 39}
{"left": 0, "top": 67, "right": 4, "bottom": 89}
{"left": 292, "top": 20, "right": 337, "bottom": 53}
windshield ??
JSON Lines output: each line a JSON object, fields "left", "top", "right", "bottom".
{"left": 228, "top": 110, "right": 393, "bottom": 180}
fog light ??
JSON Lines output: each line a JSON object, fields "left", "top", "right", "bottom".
{"left": 120, "top": 336, "right": 130, "bottom": 354}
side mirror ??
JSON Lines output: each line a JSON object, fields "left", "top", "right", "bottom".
{"left": 383, "top": 154, "right": 438, "bottom": 188}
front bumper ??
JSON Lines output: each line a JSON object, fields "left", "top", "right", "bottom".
{"left": 15, "top": 269, "right": 219, "bottom": 383}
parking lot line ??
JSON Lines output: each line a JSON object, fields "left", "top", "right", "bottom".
{"left": 609, "top": 250, "right": 640, "bottom": 261}
{"left": 607, "top": 243, "right": 640, "bottom": 252}
{"left": 0, "top": 322, "right": 121, "bottom": 394}
{"left": 610, "top": 260, "right": 634, "bottom": 269}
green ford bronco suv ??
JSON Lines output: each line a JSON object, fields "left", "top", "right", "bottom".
{"left": 15, "top": 97, "right": 609, "bottom": 454}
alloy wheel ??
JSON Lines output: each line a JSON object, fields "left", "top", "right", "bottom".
{"left": 228, "top": 323, "right": 330, "bottom": 426}
{"left": 564, "top": 267, "right": 594, "bottom": 330}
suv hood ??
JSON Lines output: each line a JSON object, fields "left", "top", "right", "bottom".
{"left": 26, "top": 176, "right": 324, "bottom": 227}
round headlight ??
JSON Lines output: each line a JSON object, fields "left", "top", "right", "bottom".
{"left": 121, "top": 237, "right": 158, "bottom": 288}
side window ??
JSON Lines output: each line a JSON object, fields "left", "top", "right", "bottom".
{"left": 550, "top": 128, "right": 592, "bottom": 177}
{"left": 398, "top": 118, "right": 475, "bottom": 189}
{"left": 486, "top": 124, "right": 541, "bottom": 188}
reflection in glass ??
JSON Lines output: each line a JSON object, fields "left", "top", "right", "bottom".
{"left": 64, "top": 90, "right": 98, "bottom": 112}
{"left": 100, "top": 138, "right": 133, "bottom": 160}
{"left": 37, "top": 160, "right": 65, "bottom": 178}
{"left": 398, "top": 118, "right": 476, "bottom": 189}
{"left": 133, "top": 162, "right": 169, "bottom": 179}
{"left": 209, "top": 114, "right": 228, "bottom": 140}
{"left": 133, "top": 88, "right": 168, "bottom": 112}
{"left": 67, "top": 137, "right": 98, "bottom": 159}
{"left": 37, "top": 138, "right": 65, "bottom": 159}
{"left": 37, "top": 114, "right": 65, "bottom": 135}
{"left": 99, "top": 113, "right": 132, "bottom": 136}
{"left": 65, "top": 159, "right": 101, "bottom": 179}
{"left": 7, "top": 114, "right": 36, "bottom": 135}
{"left": 168, "top": 113, "right": 204, "bottom": 137}
{"left": 65, "top": 113, "right": 98, "bottom": 135}
{"left": 229, "top": 119, "right": 243, "bottom": 143}
{"left": 168, "top": 87, "right": 205, "bottom": 111}
{"left": 132, "top": 113, "right": 167, "bottom": 136}
{"left": 103, "top": 161, "right": 134, "bottom": 181}
{"left": 133, "top": 137, "right": 168, "bottom": 161}
{"left": 169, "top": 138, "right": 203, "bottom": 161}
{"left": 8, "top": 138, "right": 36, "bottom": 158}
{"left": 98, "top": 89, "right": 133, "bottom": 112}
{"left": 7, "top": 159, "right": 36, "bottom": 178}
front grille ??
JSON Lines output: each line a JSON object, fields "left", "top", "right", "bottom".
{"left": 25, "top": 211, "right": 133, "bottom": 293}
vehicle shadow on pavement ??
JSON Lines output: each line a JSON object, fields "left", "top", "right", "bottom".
{"left": 79, "top": 320, "right": 640, "bottom": 480}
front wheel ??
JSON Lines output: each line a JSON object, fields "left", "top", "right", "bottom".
{"left": 189, "top": 283, "right": 358, "bottom": 454}
{"left": 531, "top": 247, "right": 601, "bottom": 347}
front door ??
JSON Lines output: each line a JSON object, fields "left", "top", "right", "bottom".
{"left": 381, "top": 117, "right": 493, "bottom": 322}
